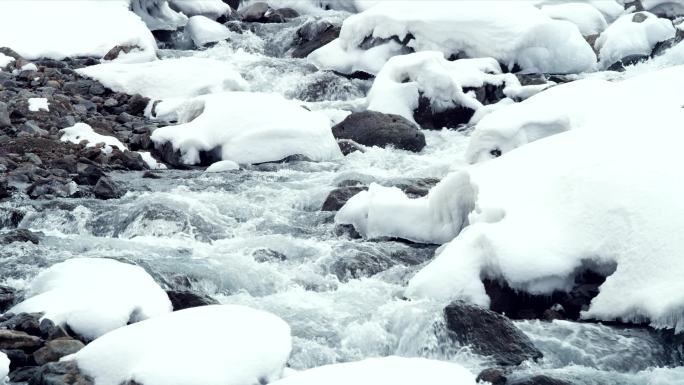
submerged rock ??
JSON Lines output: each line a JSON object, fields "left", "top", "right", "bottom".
{"left": 0, "top": 229, "right": 40, "bottom": 245}
{"left": 165, "top": 290, "right": 219, "bottom": 311}
{"left": 331, "top": 111, "right": 426, "bottom": 153}
{"left": 0, "top": 286, "right": 17, "bottom": 313}
{"left": 443, "top": 301, "right": 543, "bottom": 366}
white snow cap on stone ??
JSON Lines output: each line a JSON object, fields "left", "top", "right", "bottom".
{"left": 596, "top": 11, "right": 676, "bottom": 69}
{"left": 10, "top": 258, "right": 172, "bottom": 340}
{"left": 405, "top": 110, "right": 684, "bottom": 332}
{"left": 205, "top": 160, "right": 240, "bottom": 173}
{"left": 185, "top": 16, "right": 232, "bottom": 47}
{"left": 0, "top": 53, "right": 14, "bottom": 70}
{"left": 168, "top": 0, "right": 230, "bottom": 18}
{"left": 60, "top": 123, "right": 128, "bottom": 154}
{"left": 539, "top": 2, "right": 609, "bottom": 36}
{"left": 28, "top": 98, "right": 49, "bottom": 113}
{"left": 270, "top": 356, "right": 476, "bottom": 385}
{"left": 309, "top": 0, "right": 597, "bottom": 75}
{"left": 78, "top": 57, "right": 248, "bottom": 101}
{"left": 150, "top": 92, "right": 343, "bottom": 165}
{"left": 367, "top": 52, "right": 522, "bottom": 126}
{"left": 0, "top": 352, "right": 8, "bottom": 385}
{"left": 72, "top": 305, "right": 292, "bottom": 385}
{"left": 138, "top": 151, "right": 167, "bottom": 170}
{"left": 0, "top": 1, "right": 157, "bottom": 61}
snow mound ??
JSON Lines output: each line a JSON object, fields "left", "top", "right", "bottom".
{"left": 0, "top": 53, "right": 14, "bottom": 69}
{"left": 270, "top": 357, "right": 476, "bottom": 385}
{"left": 60, "top": 123, "right": 128, "bottom": 154}
{"left": 596, "top": 11, "right": 675, "bottom": 69}
{"left": 72, "top": 305, "right": 292, "bottom": 385}
{"left": 28, "top": 98, "right": 49, "bottom": 112}
{"left": 540, "top": 2, "right": 609, "bottom": 36}
{"left": 168, "top": 0, "right": 230, "bottom": 18}
{"left": 150, "top": 92, "right": 342, "bottom": 165}
{"left": 367, "top": 52, "right": 523, "bottom": 125}
{"left": 309, "top": 1, "right": 597, "bottom": 75}
{"left": 406, "top": 111, "right": 684, "bottom": 332}
{"left": 205, "top": 160, "right": 240, "bottom": 173}
{"left": 78, "top": 57, "right": 247, "bottom": 100}
{"left": 129, "top": 0, "right": 187, "bottom": 31}
{"left": 0, "top": 1, "right": 157, "bottom": 61}
{"left": 185, "top": 16, "right": 231, "bottom": 47}
{"left": 10, "top": 258, "right": 172, "bottom": 340}
{"left": 466, "top": 64, "right": 684, "bottom": 163}
{"left": 0, "top": 352, "right": 8, "bottom": 385}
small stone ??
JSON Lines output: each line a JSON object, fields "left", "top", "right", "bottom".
{"left": 104, "top": 98, "right": 118, "bottom": 108}
{"left": 0, "top": 330, "right": 43, "bottom": 351}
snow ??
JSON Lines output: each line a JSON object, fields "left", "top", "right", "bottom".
{"left": 9, "top": 258, "right": 172, "bottom": 340}
{"left": 540, "top": 2, "right": 609, "bottom": 36}
{"left": 72, "top": 305, "right": 292, "bottom": 385}
{"left": 78, "top": 57, "right": 248, "bottom": 101}
{"left": 205, "top": 160, "right": 240, "bottom": 173}
{"left": 0, "top": 352, "right": 8, "bottom": 385}
{"left": 150, "top": 92, "right": 342, "bottom": 165}
{"left": 28, "top": 98, "right": 49, "bottom": 112}
{"left": 138, "top": 151, "right": 167, "bottom": 170}
{"left": 596, "top": 12, "right": 676, "bottom": 69}
{"left": 20, "top": 63, "right": 38, "bottom": 72}
{"left": 0, "top": 1, "right": 157, "bottom": 61}
{"left": 0, "top": 53, "right": 14, "bottom": 69}
{"left": 309, "top": 1, "right": 597, "bottom": 75}
{"left": 641, "top": 0, "right": 684, "bottom": 18}
{"left": 168, "top": 0, "right": 230, "bottom": 18}
{"left": 185, "top": 16, "right": 231, "bottom": 47}
{"left": 269, "top": 357, "right": 476, "bottom": 385}
{"left": 367, "top": 52, "right": 521, "bottom": 125}
{"left": 60, "top": 123, "right": 128, "bottom": 154}
{"left": 466, "top": 64, "right": 684, "bottom": 163}
{"left": 404, "top": 110, "right": 684, "bottom": 332}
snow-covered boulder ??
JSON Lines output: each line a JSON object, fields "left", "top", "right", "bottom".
{"left": 168, "top": 0, "right": 231, "bottom": 18}
{"left": 150, "top": 92, "right": 342, "bottom": 165}
{"left": 539, "top": 2, "right": 609, "bottom": 36}
{"left": 60, "top": 123, "right": 128, "bottom": 154}
{"left": 405, "top": 111, "right": 684, "bottom": 332}
{"left": 367, "top": 52, "right": 524, "bottom": 129}
{"left": 185, "top": 16, "right": 232, "bottom": 47}
{"left": 205, "top": 160, "right": 240, "bottom": 173}
{"left": 466, "top": 64, "right": 684, "bottom": 163}
{"left": 72, "top": 305, "right": 292, "bottom": 385}
{"left": 596, "top": 11, "right": 676, "bottom": 70}
{"left": 308, "top": 1, "right": 597, "bottom": 75}
{"left": 77, "top": 57, "right": 248, "bottom": 100}
{"left": 10, "top": 258, "right": 172, "bottom": 340}
{"left": 0, "top": 351, "right": 8, "bottom": 385}
{"left": 0, "top": 1, "right": 157, "bottom": 61}
{"left": 269, "top": 357, "right": 476, "bottom": 385}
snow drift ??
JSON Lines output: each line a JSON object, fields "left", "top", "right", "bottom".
{"left": 10, "top": 258, "right": 172, "bottom": 340}
{"left": 308, "top": 0, "right": 597, "bottom": 75}
{"left": 150, "top": 92, "right": 342, "bottom": 165}
{"left": 72, "top": 305, "right": 292, "bottom": 385}
{"left": 270, "top": 357, "right": 476, "bottom": 385}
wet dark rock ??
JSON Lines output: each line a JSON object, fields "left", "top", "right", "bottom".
{"left": 0, "top": 101, "right": 10, "bottom": 128}
{"left": 632, "top": 12, "right": 648, "bottom": 23}
{"left": 0, "top": 229, "right": 40, "bottom": 245}
{"left": 652, "top": 29, "right": 684, "bottom": 57}
{"left": 9, "top": 366, "right": 40, "bottom": 383}
{"left": 127, "top": 94, "right": 149, "bottom": 115}
{"left": 0, "top": 330, "right": 43, "bottom": 351}
{"left": 93, "top": 176, "right": 124, "bottom": 200}
{"left": 292, "top": 20, "right": 341, "bottom": 58}
{"left": 509, "top": 375, "right": 573, "bottom": 385}
{"left": 0, "top": 207, "right": 25, "bottom": 228}
{"left": 39, "top": 319, "right": 70, "bottom": 341}
{"left": 444, "top": 301, "right": 543, "bottom": 366}
{"left": 3, "top": 348, "right": 32, "bottom": 371}
{"left": 33, "top": 338, "right": 85, "bottom": 365}
{"left": 322, "top": 185, "right": 367, "bottom": 211}
{"left": 103, "top": 45, "right": 142, "bottom": 61}
{"left": 75, "top": 164, "right": 104, "bottom": 185}
{"left": 331, "top": 243, "right": 434, "bottom": 281}
{"left": 0, "top": 286, "right": 17, "bottom": 313}
{"left": 29, "top": 361, "right": 94, "bottom": 385}
{"left": 0, "top": 313, "right": 43, "bottom": 336}
{"left": 606, "top": 54, "right": 650, "bottom": 72}
{"left": 0, "top": 179, "right": 12, "bottom": 200}
{"left": 154, "top": 141, "right": 184, "bottom": 168}
{"left": 142, "top": 171, "right": 162, "bottom": 179}
{"left": 166, "top": 290, "right": 219, "bottom": 311}
{"left": 252, "top": 248, "right": 287, "bottom": 263}
{"left": 413, "top": 95, "right": 474, "bottom": 130}
{"left": 477, "top": 368, "right": 507, "bottom": 385}
{"left": 332, "top": 111, "right": 426, "bottom": 153}
{"left": 27, "top": 178, "right": 75, "bottom": 199}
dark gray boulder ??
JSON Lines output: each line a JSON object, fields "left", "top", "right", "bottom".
{"left": 29, "top": 361, "right": 93, "bottom": 385}
{"left": 0, "top": 286, "right": 17, "bottom": 313}
{"left": 331, "top": 111, "right": 426, "bottom": 153}
{"left": 444, "top": 301, "right": 542, "bottom": 366}
{"left": 292, "top": 20, "right": 341, "bottom": 58}
{"left": 93, "top": 176, "right": 124, "bottom": 200}
{"left": 0, "top": 229, "right": 41, "bottom": 245}
{"left": 33, "top": 338, "right": 85, "bottom": 365}
{"left": 165, "top": 290, "right": 218, "bottom": 311}
{"left": 321, "top": 185, "right": 367, "bottom": 212}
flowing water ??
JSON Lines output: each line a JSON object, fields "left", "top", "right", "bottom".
{"left": 2, "top": 11, "right": 684, "bottom": 385}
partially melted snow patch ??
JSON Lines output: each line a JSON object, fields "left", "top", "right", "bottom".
{"left": 28, "top": 98, "right": 49, "bottom": 112}
{"left": 60, "top": 123, "right": 128, "bottom": 154}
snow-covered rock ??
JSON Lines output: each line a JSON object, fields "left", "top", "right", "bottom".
{"left": 0, "top": 53, "right": 14, "bottom": 69}
{"left": 0, "top": 1, "right": 157, "bottom": 61}
{"left": 185, "top": 16, "right": 231, "bottom": 47}
{"left": 596, "top": 11, "right": 676, "bottom": 69}
{"left": 309, "top": 1, "right": 597, "bottom": 75}
{"left": 269, "top": 357, "right": 476, "bottom": 385}
{"left": 405, "top": 111, "right": 684, "bottom": 332}
{"left": 168, "top": 0, "right": 231, "bottom": 18}
{"left": 205, "top": 160, "right": 240, "bottom": 172}
{"left": 78, "top": 57, "right": 248, "bottom": 101}
{"left": 28, "top": 98, "right": 49, "bottom": 113}
{"left": 466, "top": 64, "right": 684, "bottom": 163}
{"left": 138, "top": 151, "right": 167, "bottom": 170}
{"left": 60, "top": 123, "right": 128, "bottom": 154}
{"left": 150, "top": 92, "right": 342, "bottom": 165}
{"left": 0, "top": 351, "right": 8, "bottom": 385}
{"left": 367, "top": 52, "right": 523, "bottom": 128}
{"left": 540, "top": 2, "right": 609, "bottom": 36}
{"left": 10, "top": 258, "right": 172, "bottom": 340}
{"left": 72, "top": 305, "right": 292, "bottom": 385}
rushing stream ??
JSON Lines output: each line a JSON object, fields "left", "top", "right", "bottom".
{"left": 2, "top": 8, "right": 684, "bottom": 385}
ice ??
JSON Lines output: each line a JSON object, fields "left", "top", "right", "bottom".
{"left": 78, "top": 57, "right": 248, "bottom": 101}
{"left": 72, "top": 305, "right": 292, "bottom": 385}
{"left": 28, "top": 98, "right": 49, "bottom": 112}
{"left": 269, "top": 356, "right": 476, "bottom": 385}
{"left": 0, "top": 1, "right": 157, "bottom": 61}
{"left": 205, "top": 160, "right": 240, "bottom": 173}
{"left": 185, "top": 16, "right": 231, "bottom": 47}
{"left": 60, "top": 123, "right": 128, "bottom": 154}
{"left": 596, "top": 11, "right": 675, "bottom": 69}
{"left": 406, "top": 111, "right": 684, "bottom": 332}
{"left": 9, "top": 258, "right": 172, "bottom": 340}
{"left": 367, "top": 52, "right": 521, "bottom": 125}
{"left": 309, "top": 1, "right": 597, "bottom": 75}
{"left": 150, "top": 92, "right": 342, "bottom": 165}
